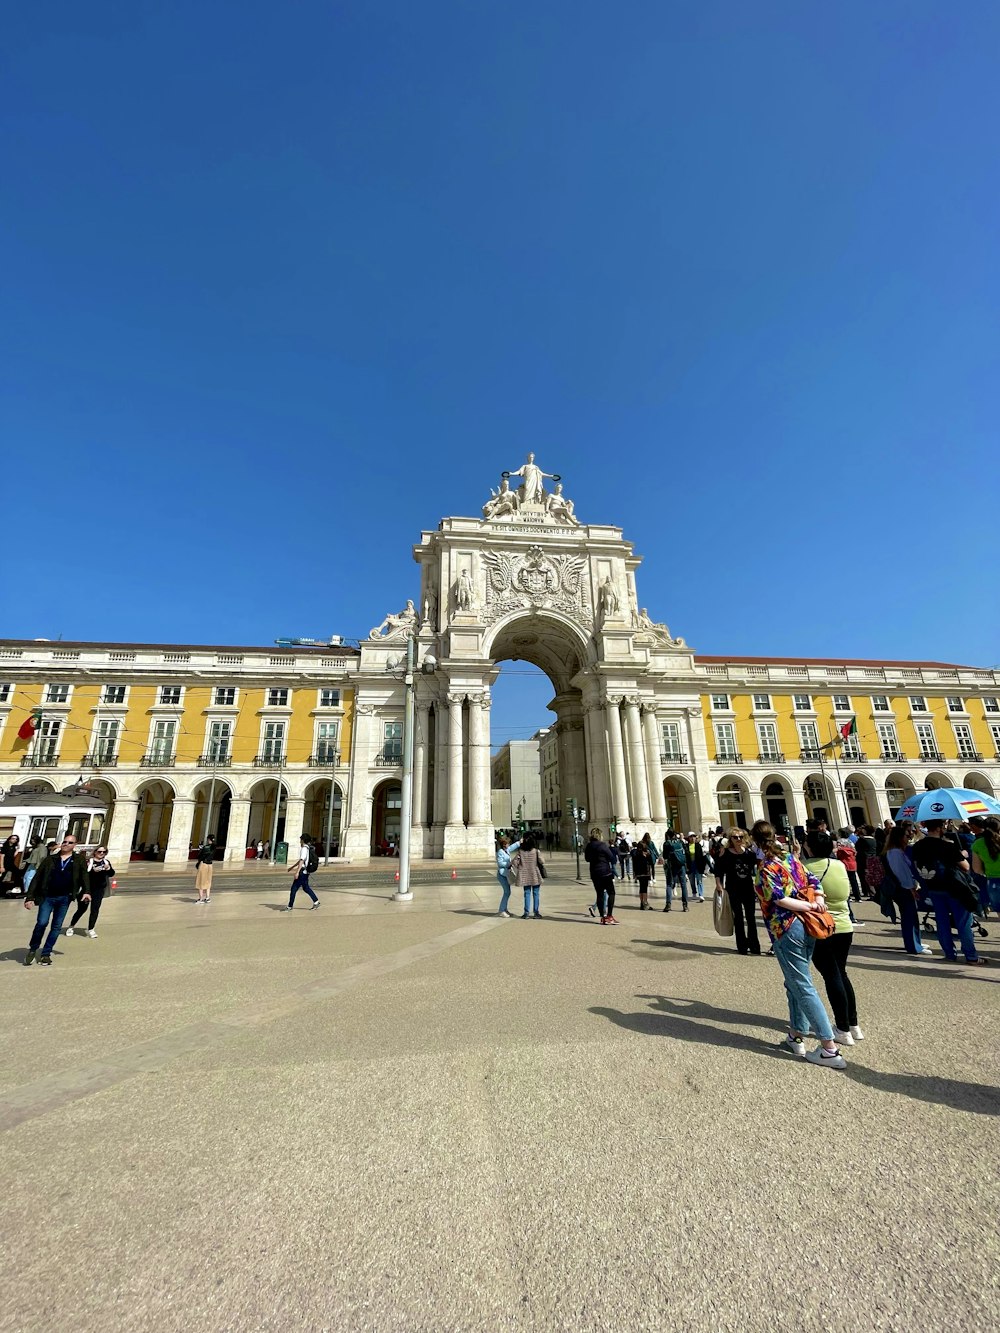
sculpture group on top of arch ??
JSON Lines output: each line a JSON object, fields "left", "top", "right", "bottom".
{"left": 482, "top": 452, "right": 580, "bottom": 525}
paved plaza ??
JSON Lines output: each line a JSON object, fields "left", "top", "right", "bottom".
{"left": 1, "top": 855, "right": 997, "bottom": 1333}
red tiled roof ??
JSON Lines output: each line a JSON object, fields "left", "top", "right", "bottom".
{"left": 694, "top": 655, "right": 978, "bottom": 670}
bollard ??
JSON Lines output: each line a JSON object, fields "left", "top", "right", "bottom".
{"left": 451, "top": 868, "right": 458, "bottom": 879}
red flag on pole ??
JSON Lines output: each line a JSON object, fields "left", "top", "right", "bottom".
{"left": 839, "top": 716, "right": 857, "bottom": 740}
{"left": 17, "top": 710, "right": 43, "bottom": 740}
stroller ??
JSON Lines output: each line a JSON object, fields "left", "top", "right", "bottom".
{"left": 918, "top": 891, "right": 989, "bottom": 941}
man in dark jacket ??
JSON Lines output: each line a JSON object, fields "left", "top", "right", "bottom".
{"left": 23, "top": 834, "right": 90, "bottom": 966}
{"left": 584, "top": 829, "right": 618, "bottom": 924}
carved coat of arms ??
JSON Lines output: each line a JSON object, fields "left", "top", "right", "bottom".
{"left": 481, "top": 545, "right": 590, "bottom": 625}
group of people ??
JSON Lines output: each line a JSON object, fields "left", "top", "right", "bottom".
{"left": 15, "top": 834, "right": 117, "bottom": 965}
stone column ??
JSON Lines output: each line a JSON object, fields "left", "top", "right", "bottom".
{"left": 106, "top": 795, "right": 139, "bottom": 873}
{"left": 225, "top": 797, "right": 252, "bottom": 863}
{"left": 412, "top": 701, "right": 430, "bottom": 844}
{"left": 604, "top": 695, "right": 629, "bottom": 825}
{"left": 624, "top": 695, "right": 650, "bottom": 823}
{"left": 447, "top": 691, "right": 465, "bottom": 827}
{"left": 284, "top": 794, "right": 306, "bottom": 845}
{"left": 467, "top": 691, "right": 491, "bottom": 828}
{"left": 642, "top": 706, "right": 668, "bottom": 823}
{"left": 583, "top": 702, "right": 611, "bottom": 830}
{"left": 431, "top": 698, "right": 449, "bottom": 854}
{"left": 343, "top": 702, "right": 376, "bottom": 860}
{"left": 164, "top": 798, "right": 196, "bottom": 865}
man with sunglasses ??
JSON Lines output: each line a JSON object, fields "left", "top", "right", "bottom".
{"left": 23, "top": 834, "right": 90, "bottom": 966}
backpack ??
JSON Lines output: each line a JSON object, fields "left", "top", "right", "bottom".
{"left": 306, "top": 844, "right": 319, "bottom": 874}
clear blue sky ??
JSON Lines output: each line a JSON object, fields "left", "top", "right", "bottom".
{"left": 4, "top": 2, "right": 998, "bottom": 747}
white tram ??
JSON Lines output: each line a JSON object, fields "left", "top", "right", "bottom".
{"left": 0, "top": 780, "right": 109, "bottom": 854}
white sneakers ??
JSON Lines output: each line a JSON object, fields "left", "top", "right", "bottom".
{"left": 806, "top": 1046, "right": 847, "bottom": 1070}
{"left": 849, "top": 1025, "right": 864, "bottom": 1041}
{"left": 87, "top": 929, "right": 97, "bottom": 938}
{"left": 783, "top": 1034, "right": 806, "bottom": 1057}
{"left": 65, "top": 927, "right": 75, "bottom": 937}
{"left": 833, "top": 1027, "right": 855, "bottom": 1046}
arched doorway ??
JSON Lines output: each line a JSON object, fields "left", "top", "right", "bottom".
{"left": 372, "top": 780, "right": 402, "bottom": 854}
{"left": 304, "top": 778, "right": 344, "bottom": 855}
{"left": 192, "top": 778, "right": 233, "bottom": 851}
{"left": 884, "top": 773, "right": 916, "bottom": 820}
{"left": 85, "top": 778, "right": 117, "bottom": 850}
{"left": 248, "top": 779, "right": 286, "bottom": 850}
{"left": 963, "top": 772, "right": 995, "bottom": 797}
{"left": 762, "top": 777, "right": 791, "bottom": 833}
{"left": 842, "top": 773, "right": 878, "bottom": 827}
{"left": 715, "top": 776, "right": 749, "bottom": 830}
{"left": 924, "top": 770, "right": 956, "bottom": 791}
{"left": 133, "top": 780, "right": 174, "bottom": 859}
{"left": 803, "top": 775, "right": 832, "bottom": 825}
{"left": 663, "top": 775, "right": 696, "bottom": 832}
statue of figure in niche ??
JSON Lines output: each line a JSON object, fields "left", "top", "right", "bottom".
{"left": 598, "top": 576, "right": 620, "bottom": 618}
{"left": 454, "top": 568, "right": 476, "bottom": 611}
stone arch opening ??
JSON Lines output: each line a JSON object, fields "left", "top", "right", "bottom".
{"left": 192, "top": 777, "right": 234, "bottom": 851}
{"left": 924, "top": 770, "right": 956, "bottom": 791}
{"left": 664, "top": 774, "right": 697, "bottom": 832}
{"left": 842, "top": 772, "right": 878, "bottom": 826}
{"left": 803, "top": 774, "right": 833, "bottom": 825}
{"left": 963, "top": 772, "right": 995, "bottom": 797}
{"left": 716, "top": 776, "right": 749, "bottom": 830}
{"left": 884, "top": 772, "right": 916, "bottom": 819}
{"left": 133, "top": 780, "right": 175, "bottom": 859}
{"left": 304, "top": 777, "right": 345, "bottom": 855}
{"left": 248, "top": 779, "right": 286, "bottom": 852}
{"left": 85, "top": 779, "right": 118, "bottom": 853}
{"left": 761, "top": 776, "right": 793, "bottom": 833}
{"left": 372, "top": 779, "right": 402, "bottom": 854}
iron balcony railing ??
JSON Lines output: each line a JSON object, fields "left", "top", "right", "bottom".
{"left": 20, "top": 754, "right": 58, "bottom": 767}
{"left": 880, "top": 750, "right": 903, "bottom": 763}
{"left": 800, "top": 750, "right": 821, "bottom": 762}
{"left": 659, "top": 752, "right": 689, "bottom": 765}
{"left": 758, "top": 752, "right": 785, "bottom": 764}
{"left": 309, "top": 752, "right": 340, "bottom": 767}
{"left": 140, "top": 753, "right": 175, "bottom": 767}
{"left": 919, "top": 749, "right": 943, "bottom": 762}
{"left": 375, "top": 751, "right": 402, "bottom": 766}
{"left": 253, "top": 754, "right": 286, "bottom": 767}
{"left": 714, "top": 753, "right": 743, "bottom": 765}
{"left": 82, "top": 754, "right": 118, "bottom": 767}
{"left": 957, "top": 750, "right": 982, "bottom": 762}
{"left": 198, "top": 754, "right": 232, "bottom": 767}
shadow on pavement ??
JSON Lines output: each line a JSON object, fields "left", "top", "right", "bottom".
{"left": 636, "top": 994, "right": 786, "bottom": 1033}
{"left": 591, "top": 1002, "right": 789, "bottom": 1061}
{"left": 844, "top": 1065, "right": 1000, "bottom": 1116}
{"left": 630, "top": 936, "right": 736, "bottom": 957}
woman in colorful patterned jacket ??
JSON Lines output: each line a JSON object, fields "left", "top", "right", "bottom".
{"left": 750, "top": 820, "right": 846, "bottom": 1070}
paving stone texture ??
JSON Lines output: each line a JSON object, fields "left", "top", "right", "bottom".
{"left": 1, "top": 854, "right": 997, "bottom": 1332}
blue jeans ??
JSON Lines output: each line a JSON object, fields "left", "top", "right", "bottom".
{"left": 522, "top": 884, "right": 540, "bottom": 914}
{"left": 772, "top": 917, "right": 834, "bottom": 1041}
{"left": 689, "top": 868, "right": 704, "bottom": 899}
{"left": 666, "top": 867, "right": 688, "bottom": 905}
{"left": 288, "top": 872, "right": 318, "bottom": 907}
{"left": 928, "top": 890, "right": 978, "bottom": 961}
{"left": 29, "top": 895, "right": 72, "bottom": 956}
{"left": 497, "top": 872, "right": 512, "bottom": 913}
{"left": 986, "top": 878, "right": 1000, "bottom": 912}
{"left": 22, "top": 867, "right": 36, "bottom": 895}
{"left": 893, "top": 890, "right": 923, "bottom": 954}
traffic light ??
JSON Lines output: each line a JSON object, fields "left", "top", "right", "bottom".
{"left": 609, "top": 821, "right": 617, "bottom": 835}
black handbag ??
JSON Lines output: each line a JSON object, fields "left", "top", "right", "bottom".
{"left": 946, "top": 869, "right": 980, "bottom": 915}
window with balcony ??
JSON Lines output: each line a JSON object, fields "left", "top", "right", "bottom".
{"left": 990, "top": 723, "right": 1000, "bottom": 756}
{"left": 915, "top": 723, "right": 939, "bottom": 760}
{"left": 792, "top": 694, "right": 812, "bottom": 711}
{"left": 871, "top": 695, "right": 890, "bottom": 712}
{"left": 267, "top": 688, "right": 289, "bottom": 707}
{"left": 259, "top": 721, "right": 285, "bottom": 762}
{"left": 841, "top": 731, "right": 863, "bottom": 761}
{"left": 877, "top": 723, "right": 901, "bottom": 761}
{"left": 319, "top": 688, "right": 340, "bottom": 708}
{"left": 756, "top": 722, "right": 782, "bottom": 761}
{"left": 315, "top": 721, "right": 339, "bottom": 764}
{"left": 380, "top": 721, "right": 403, "bottom": 763}
{"left": 752, "top": 693, "right": 771, "bottom": 711}
{"left": 159, "top": 686, "right": 182, "bottom": 705}
{"left": 103, "top": 685, "right": 126, "bottom": 704}
{"left": 45, "top": 684, "right": 70, "bottom": 704}
{"left": 92, "top": 718, "right": 120, "bottom": 764}
{"left": 149, "top": 719, "right": 176, "bottom": 763}
{"left": 946, "top": 696, "right": 965, "bottom": 713}
{"left": 953, "top": 723, "right": 979, "bottom": 760}
{"left": 798, "top": 721, "right": 820, "bottom": 759}
{"left": 714, "top": 722, "right": 739, "bottom": 760}
{"left": 32, "top": 718, "right": 62, "bottom": 764}
{"left": 832, "top": 694, "right": 850, "bottom": 711}
{"left": 661, "top": 722, "right": 685, "bottom": 762}
{"left": 710, "top": 694, "right": 730, "bottom": 711}
{"left": 214, "top": 687, "right": 237, "bottom": 706}
{"left": 205, "top": 720, "right": 232, "bottom": 763}
{"left": 909, "top": 696, "right": 927, "bottom": 712}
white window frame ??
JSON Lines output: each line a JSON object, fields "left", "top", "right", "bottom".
{"left": 871, "top": 695, "right": 890, "bottom": 712}
{"left": 946, "top": 696, "right": 966, "bottom": 714}
{"left": 35, "top": 717, "right": 63, "bottom": 762}
{"left": 214, "top": 686, "right": 237, "bottom": 707}
{"left": 149, "top": 718, "right": 177, "bottom": 761}
{"left": 0, "top": 682, "right": 11, "bottom": 703}
{"left": 710, "top": 693, "right": 730, "bottom": 712}
{"left": 908, "top": 696, "right": 927, "bottom": 713}
{"left": 102, "top": 684, "right": 127, "bottom": 705}
{"left": 382, "top": 721, "right": 403, "bottom": 759}
{"left": 914, "top": 722, "right": 938, "bottom": 757}
{"left": 714, "top": 722, "right": 739, "bottom": 759}
{"left": 877, "top": 722, "right": 901, "bottom": 760}
{"left": 259, "top": 719, "right": 286, "bottom": 761}
{"left": 990, "top": 723, "right": 1000, "bottom": 755}
{"left": 832, "top": 694, "right": 851, "bottom": 712}
{"left": 798, "top": 721, "right": 820, "bottom": 756}
{"left": 318, "top": 687, "right": 341, "bottom": 708}
{"left": 315, "top": 720, "right": 339, "bottom": 763}
{"left": 45, "top": 683, "right": 71, "bottom": 704}
{"left": 661, "top": 721, "right": 683, "bottom": 760}
{"left": 206, "top": 719, "right": 233, "bottom": 762}
{"left": 752, "top": 693, "right": 772, "bottom": 712}
{"left": 792, "top": 694, "right": 812, "bottom": 712}
{"left": 953, "top": 723, "right": 977, "bottom": 758}
{"left": 266, "top": 687, "right": 290, "bottom": 708}
{"left": 842, "top": 731, "right": 863, "bottom": 761}
{"left": 158, "top": 685, "right": 183, "bottom": 706}
{"left": 756, "top": 721, "right": 781, "bottom": 760}
{"left": 984, "top": 697, "right": 999, "bottom": 714}
{"left": 92, "top": 717, "right": 121, "bottom": 763}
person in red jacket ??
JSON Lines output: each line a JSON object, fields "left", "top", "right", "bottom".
{"left": 834, "top": 828, "right": 861, "bottom": 902}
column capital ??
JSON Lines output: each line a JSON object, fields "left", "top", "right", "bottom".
{"left": 624, "top": 694, "right": 641, "bottom": 709}
{"left": 447, "top": 691, "right": 467, "bottom": 708}
{"left": 603, "top": 692, "right": 624, "bottom": 708}
{"left": 641, "top": 702, "right": 659, "bottom": 718}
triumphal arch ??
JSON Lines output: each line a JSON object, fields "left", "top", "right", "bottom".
{"left": 344, "top": 455, "right": 704, "bottom": 860}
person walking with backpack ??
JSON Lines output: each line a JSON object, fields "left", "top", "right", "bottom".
{"left": 23, "top": 833, "right": 90, "bottom": 966}
{"left": 281, "top": 835, "right": 321, "bottom": 911}
{"left": 194, "top": 833, "right": 216, "bottom": 904}
{"left": 663, "top": 831, "right": 689, "bottom": 911}
{"left": 511, "top": 834, "right": 544, "bottom": 919}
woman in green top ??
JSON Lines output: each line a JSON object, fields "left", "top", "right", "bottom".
{"left": 971, "top": 816, "right": 1000, "bottom": 915}
{"left": 802, "top": 828, "right": 864, "bottom": 1045}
